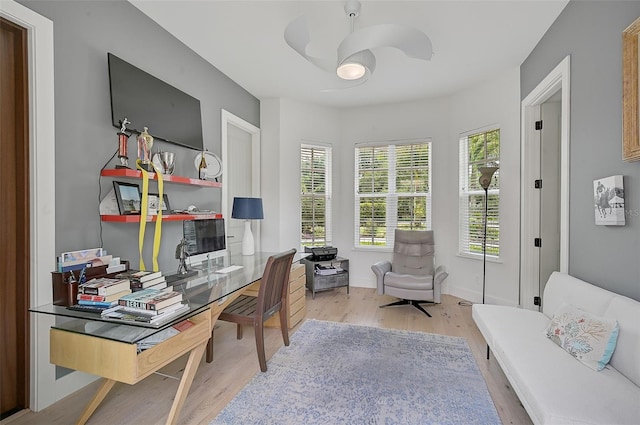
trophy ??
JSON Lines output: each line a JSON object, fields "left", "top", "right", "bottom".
{"left": 137, "top": 127, "right": 154, "bottom": 171}
{"left": 116, "top": 118, "right": 131, "bottom": 169}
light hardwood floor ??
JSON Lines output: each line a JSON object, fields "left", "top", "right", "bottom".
{"left": 5, "top": 288, "right": 532, "bottom": 425}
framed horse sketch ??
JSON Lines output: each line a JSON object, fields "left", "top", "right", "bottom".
{"left": 594, "top": 175, "right": 625, "bottom": 226}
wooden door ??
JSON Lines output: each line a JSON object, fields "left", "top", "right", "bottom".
{"left": 0, "top": 16, "right": 30, "bottom": 419}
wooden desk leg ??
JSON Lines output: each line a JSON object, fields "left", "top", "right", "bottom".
{"left": 165, "top": 341, "right": 207, "bottom": 425}
{"left": 206, "top": 334, "right": 214, "bottom": 363}
{"left": 206, "top": 310, "right": 224, "bottom": 363}
{"left": 76, "top": 378, "right": 117, "bottom": 425}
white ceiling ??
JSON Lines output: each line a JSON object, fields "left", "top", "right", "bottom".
{"left": 130, "top": 0, "right": 568, "bottom": 108}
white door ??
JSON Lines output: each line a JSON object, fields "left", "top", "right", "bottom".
{"left": 221, "top": 110, "right": 260, "bottom": 256}
{"left": 520, "top": 56, "right": 570, "bottom": 311}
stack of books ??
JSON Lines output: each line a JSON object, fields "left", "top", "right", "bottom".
{"left": 119, "top": 270, "right": 169, "bottom": 291}
{"left": 102, "top": 288, "right": 187, "bottom": 324}
{"left": 75, "top": 277, "right": 132, "bottom": 309}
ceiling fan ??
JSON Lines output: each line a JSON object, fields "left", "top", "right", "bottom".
{"left": 284, "top": 0, "right": 433, "bottom": 87}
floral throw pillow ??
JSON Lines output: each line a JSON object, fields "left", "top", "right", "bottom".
{"left": 545, "top": 303, "right": 619, "bottom": 371}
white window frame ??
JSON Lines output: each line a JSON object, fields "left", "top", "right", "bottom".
{"left": 300, "top": 143, "right": 332, "bottom": 249}
{"left": 354, "top": 140, "right": 432, "bottom": 251}
{"left": 458, "top": 126, "right": 500, "bottom": 260}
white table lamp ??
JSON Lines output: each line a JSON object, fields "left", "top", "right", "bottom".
{"left": 231, "top": 197, "right": 264, "bottom": 256}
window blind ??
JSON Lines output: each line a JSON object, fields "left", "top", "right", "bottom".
{"left": 355, "top": 141, "right": 431, "bottom": 249}
{"left": 458, "top": 129, "right": 500, "bottom": 258}
{"left": 301, "top": 144, "right": 332, "bottom": 247}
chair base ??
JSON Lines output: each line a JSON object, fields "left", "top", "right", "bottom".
{"left": 379, "top": 299, "right": 433, "bottom": 317}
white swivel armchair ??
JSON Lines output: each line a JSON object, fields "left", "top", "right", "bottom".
{"left": 371, "top": 229, "right": 448, "bottom": 317}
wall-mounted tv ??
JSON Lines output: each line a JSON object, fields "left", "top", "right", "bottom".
{"left": 107, "top": 52, "right": 204, "bottom": 151}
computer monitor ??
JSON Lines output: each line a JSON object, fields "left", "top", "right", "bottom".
{"left": 183, "top": 218, "right": 226, "bottom": 268}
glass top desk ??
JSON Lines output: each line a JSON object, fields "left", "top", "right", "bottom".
{"left": 29, "top": 251, "right": 305, "bottom": 425}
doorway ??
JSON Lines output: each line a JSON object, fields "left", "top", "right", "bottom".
{"left": 221, "top": 110, "right": 261, "bottom": 256}
{"left": 539, "top": 97, "right": 561, "bottom": 297}
{"left": 520, "top": 56, "right": 570, "bottom": 311}
{"left": 0, "top": 16, "right": 30, "bottom": 419}
{"left": 2, "top": 0, "right": 56, "bottom": 412}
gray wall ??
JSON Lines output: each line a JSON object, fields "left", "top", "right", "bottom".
{"left": 19, "top": 1, "right": 259, "bottom": 273}
{"left": 521, "top": 1, "right": 640, "bottom": 300}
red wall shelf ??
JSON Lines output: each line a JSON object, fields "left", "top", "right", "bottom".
{"left": 101, "top": 213, "right": 223, "bottom": 223}
{"left": 101, "top": 168, "right": 222, "bottom": 188}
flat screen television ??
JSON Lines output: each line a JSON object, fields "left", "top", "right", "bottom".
{"left": 107, "top": 52, "right": 204, "bottom": 151}
{"left": 183, "top": 218, "right": 226, "bottom": 266}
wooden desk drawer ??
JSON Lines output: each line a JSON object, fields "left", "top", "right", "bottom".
{"left": 50, "top": 311, "right": 211, "bottom": 385}
{"left": 290, "top": 289, "right": 305, "bottom": 313}
{"left": 289, "top": 307, "right": 306, "bottom": 328}
{"left": 290, "top": 263, "right": 305, "bottom": 282}
{"left": 290, "top": 274, "right": 305, "bottom": 293}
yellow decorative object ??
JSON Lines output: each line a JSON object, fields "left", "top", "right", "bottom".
{"left": 136, "top": 159, "right": 163, "bottom": 272}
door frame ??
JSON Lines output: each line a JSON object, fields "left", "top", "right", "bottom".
{"left": 0, "top": 0, "right": 58, "bottom": 411}
{"left": 520, "top": 55, "right": 570, "bottom": 311}
{"left": 221, "top": 109, "right": 261, "bottom": 250}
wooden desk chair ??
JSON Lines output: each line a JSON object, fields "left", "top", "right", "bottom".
{"left": 214, "top": 248, "right": 296, "bottom": 372}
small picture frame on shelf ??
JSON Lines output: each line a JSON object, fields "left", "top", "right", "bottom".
{"left": 113, "top": 181, "right": 141, "bottom": 215}
{"left": 147, "top": 195, "right": 158, "bottom": 215}
{"left": 149, "top": 193, "right": 170, "bottom": 212}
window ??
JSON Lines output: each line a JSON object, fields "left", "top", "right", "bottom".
{"left": 355, "top": 141, "right": 431, "bottom": 249}
{"left": 459, "top": 128, "right": 500, "bottom": 258}
{"left": 300, "top": 144, "right": 332, "bottom": 247}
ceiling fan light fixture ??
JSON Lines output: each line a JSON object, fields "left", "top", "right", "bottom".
{"left": 337, "top": 61, "right": 366, "bottom": 80}
{"left": 283, "top": 0, "right": 432, "bottom": 89}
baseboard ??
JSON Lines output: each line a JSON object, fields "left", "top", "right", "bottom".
{"left": 447, "top": 284, "right": 517, "bottom": 307}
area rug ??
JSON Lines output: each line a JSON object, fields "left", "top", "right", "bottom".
{"left": 210, "top": 319, "right": 501, "bottom": 425}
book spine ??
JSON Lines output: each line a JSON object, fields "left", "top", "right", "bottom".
{"left": 96, "top": 284, "right": 129, "bottom": 296}
{"left": 120, "top": 306, "right": 158, "bottom": 316}
{"left": 77, "top": 293, "right": 106, "bottom": 302}
{"left": 77, "top": 300, "right": 115, "bottom": 308}
{"left": 80, "top": 287, "right": 100, "bottom": 295}
{"left": 59, "top": 262, "right": 92, "bottom": 273}
{"left": 119, "top": 298, "right": 150, "bottom": 309}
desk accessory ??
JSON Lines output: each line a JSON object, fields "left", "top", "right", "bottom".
{"left": 51, "top": 260, "right": 130, "bottom": 306}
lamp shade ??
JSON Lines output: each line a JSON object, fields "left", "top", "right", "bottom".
{"left": 231, "top": 197, "right": 264, "bottom": 220}
{"left": 478, "top": 166, "right": 499, "bottom": 190}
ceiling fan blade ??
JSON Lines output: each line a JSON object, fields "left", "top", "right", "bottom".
{"left": 320, "top": 74, "right": 370, "bottom": 92}
{"left": 337, "top": 24, "right": 433, "bottom": 66}
{"left": 284, "top": 15, "right": 336, "bottom": 72}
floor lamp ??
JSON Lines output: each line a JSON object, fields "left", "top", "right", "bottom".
{"left": 478, "top": 166, "right": 499, "bottom": 304}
